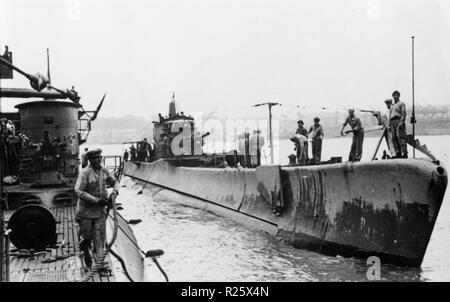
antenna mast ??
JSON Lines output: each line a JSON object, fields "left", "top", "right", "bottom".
{"left": 46, "top": 48, "right": 51, "bottom": 86}
{"left": 253, "top": 102, "right": 280, "bottom": 164}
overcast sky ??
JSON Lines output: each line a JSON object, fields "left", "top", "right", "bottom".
{"left": 1, "top": 0, "right": 450, "bottom": 119}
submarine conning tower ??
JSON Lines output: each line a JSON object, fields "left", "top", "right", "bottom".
{"left": 15, "top": 100, "right": 80, "bottom": 156}
{"left": 153, "top": 96, "right": 195, "bottom": 159}
{"left": 13, "top": 100, "right": 81, "bottom": 187}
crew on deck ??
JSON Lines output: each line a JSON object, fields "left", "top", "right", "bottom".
{"left": 389, "top": 90, "right": 408, "bottom": 158}
{"left": 308, "top": 117, "right": 324, "bottom": 164}
{"left": 291, "top": 133, "right": 308, "bottom": 165}
{"left": 123, "top": 149, "right": 129, "bottom": 162}
{"left": 74, "top": 148, "right": 119, "bottom": 270}
{"left": 295, "top": 120, "right": 309, "bottom": 163}
{"left": 130, "top": 144, "right": 137, "bottom": 161}
{"left": 341, "top": 109, "right": 364, "bottom": 162}
{"left": 249, "top": 130, "right": 265, "bottom": 167}
{"left": 372, "top": 99, "right": 395, "bottom": 157}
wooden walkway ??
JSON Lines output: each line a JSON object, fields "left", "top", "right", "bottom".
{"left": 5, "top": 205, "right": 115, "bottom": 282}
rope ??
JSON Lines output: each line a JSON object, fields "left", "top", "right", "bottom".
{"left": 109, "top": 249, "right": 135, "bottom": 282}
{"left": 152, "top": 257, "right": 169, "bottom": 282}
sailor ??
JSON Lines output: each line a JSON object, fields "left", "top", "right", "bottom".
{"left": 141, "top": 138, "right": 149, "bottom": 161}
{"left": 375, "top": 99, "right": 396, "bottom": 157}
{"left": 6, "top": 120, "right": 15, "bottom": 136}
{"left": 390, "top": 90, "right": 408, "bottom": 158}
{"left": 52, "top": 136, "right": 63, "bottom": 155}
{"left": 249, "top": 130, "right": 265, "bottom": 167}
{"left": 149, "top": 141, "right": 155, "bottom": 162}
{"left": 81, "top": 148, "right": 89, "bottom": 168}
{"left": 74, "top": 148, "right": 119, "bottom": 269}
{"left": 290, "top": 134, "right": 308, "bottom": 165}
{"left": 237, "top": 134, "right": 246, "bottom": 167}
{"left": 136, "top": 141, "right": 142, "bottom": 161}
{"left": 158, "top": 134, "right": 170, "bottom": 157}
{"left": 308, "top": 117, "right": 324, "bottom": 164}
{"left": 1, "top": 118, "right": 7, "bottom": 137}
{"left": 296, "top": 120, "right": 309, "bottom": 162}
{"left": 341, "top": 109, "right": 364, "bottom": 162}
{"left": 130, "top": 144, "right": 137, "bottom": 161}
{"left": 42, "top": 130, "right": 54, "bottom": 156}
{"left": 123, "top": 149, "right": 129, "bottom": 162}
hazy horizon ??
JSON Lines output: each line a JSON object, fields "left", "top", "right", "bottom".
{"left": 1, "top": 0, "right": 450, "bottom": 120}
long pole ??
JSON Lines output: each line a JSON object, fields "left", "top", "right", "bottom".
{"left": 0, "top": 56, "right": 33, "bottom": 81}
{"left": 47, "top": 48, "right": 51, "bottom": 86}
{"left": 412, "top": 36, "right": 416, "bottom": 159}
{"left": 253, "top": 102, "right": 280, "bottom": 164}
{"left": 371, "top": 126, "right": 386, "bottom": 160}
{"left": 269, "top": 104, "right": 273, "bottom": 164}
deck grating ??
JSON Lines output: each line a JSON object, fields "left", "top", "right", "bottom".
{"left": 5, "top": 205, "right": 115, "bottom": 282}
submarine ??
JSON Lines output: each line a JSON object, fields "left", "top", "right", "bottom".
{"left": 0, "top": 46, "right": 148, "bottom": 282}
{"left": 123, "top": 96, "right": 447, "bottom": 267}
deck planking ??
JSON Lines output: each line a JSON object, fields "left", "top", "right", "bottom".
{"left": 4, "top": 204, "right": 115, "bottom": 282}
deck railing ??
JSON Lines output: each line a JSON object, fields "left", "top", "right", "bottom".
{"left": 102, "top": 155, "right": 124, "bottom": 181}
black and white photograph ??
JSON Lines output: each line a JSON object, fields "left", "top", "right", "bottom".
{"left": 1, "top": 0, "right": 450, "bottom": 286}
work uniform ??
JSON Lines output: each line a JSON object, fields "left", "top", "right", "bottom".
{"left": 309, "top": 124, "right": 324, "bottom": 164}
{"left": 296, "top": 126, "right": 309, "bottom": 161}
{"left": 75, "top": 165, "right": 119, "bottom": 264}
{"left": 389, "top": 101, "right": 407, "bottom": 157}
{"left": 237, "top": 136, "right": 246, "bottom": 167}
{"left": 343, "top": 116, "right": 364, "bottom": 161}
{"left": 292, "top": 134, "right": 308, "bottom": 165}
{"left": 249, "top": 133, "right": 265, "bottom": 167}
{"left": 130, "top": 146, "right": 137, "bottom": 161}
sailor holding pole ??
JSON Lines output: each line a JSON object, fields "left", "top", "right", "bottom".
{"left": 341, "top": 109, "right": 364, "bottom": 162}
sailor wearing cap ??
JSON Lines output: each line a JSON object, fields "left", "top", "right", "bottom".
{"left": 377, "top": 100, "right": 395, "bottom": 157}
{"left": 389, "top": 90, "right": 408, "bottom": 158}
{"left": 74, "top": 148, "right": 120, "bottom": 269}
{"left": 296, "top": 120, "right": 309, "bottom": 163}
{"left": 308, "top": 117, "right": 324, "bottom": 164}
{"left": 341, "top": 109, "right": 364, "bottom": 162}
{"left": 290, "top": 134, "right": 308, "bottom": 165}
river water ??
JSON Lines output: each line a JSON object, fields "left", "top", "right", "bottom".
{"left": 87, "top": 135, "right": 450, "bottom": 281}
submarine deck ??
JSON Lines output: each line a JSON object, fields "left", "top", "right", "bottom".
{"left": 4, "top": 204, "right": 115, "bottom": 282}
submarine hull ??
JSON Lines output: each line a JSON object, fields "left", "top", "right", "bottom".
{"left": 123, "top": 159, "right": 447, "bottom": 267}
